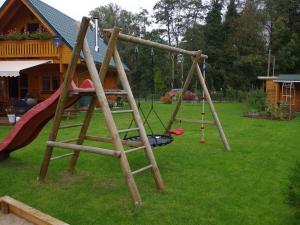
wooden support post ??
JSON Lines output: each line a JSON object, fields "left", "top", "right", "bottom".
{"left": 166, "top": 54, "right": 200, "bottom": 132}
{"left": 81, "top": 29, "right": 142, "bottom": 205}
{"left": 68, "top": 96, "right": 97, "bottom": 172}
{"left": 99, "top": 27, "right": 120, "bottom": 83}
{"left": 38, "top": 17, "right": 91, "bottom": 181}
{"left": 113, "top": 48, "right": 165, "bottom": 191}
{"left": 195, "top": 64, "right": 230, "bottom": 151}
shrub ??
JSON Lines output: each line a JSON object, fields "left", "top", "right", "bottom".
{"left": 237, "top": 90, "right": 246, "bottom": 102}
{"left": 29, "top": 32, "right": 51, "bottom": 40}
{"left": 6, "top": 31, "right": 24, "bottom": 41}
{"left": 0, "top": 30, "right": 51, "bottom": 41}
{"left": 266, "top": 103, "right": 290, "bottom": 120}
{"left": 246, "top": 89, "right": 266, "bottom": 112}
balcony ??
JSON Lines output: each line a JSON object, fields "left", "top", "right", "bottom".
{"left": 0, "top": 40, "right": 59, "bottom": 59}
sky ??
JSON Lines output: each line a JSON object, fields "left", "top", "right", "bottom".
{"left": 0, "top": 0, "right": 157, "bottom": 20}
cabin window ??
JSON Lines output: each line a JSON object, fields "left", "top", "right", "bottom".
{"left": 27, "top": 23, "right": 39, "bottom": 33}
{"left": 42, "top": 73, "right": 60, "bottom": 93}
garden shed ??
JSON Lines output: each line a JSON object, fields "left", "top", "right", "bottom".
{"left": 258, "top": 74, "right": 300, "bottom": 112}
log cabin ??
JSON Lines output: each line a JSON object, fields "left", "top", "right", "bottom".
{"left": 258, "top": 74, "right": 300, "bottom": 112}
{"left": 0, "top": 0, "right": 122, "bottom": 115}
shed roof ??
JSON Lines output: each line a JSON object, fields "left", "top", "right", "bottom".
{"left": 275, "top": 74, "right": 300, "bottom": 83}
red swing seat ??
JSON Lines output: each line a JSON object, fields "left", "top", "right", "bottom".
{"left": 167, "top": 128, "right": 184, "bottom": 136}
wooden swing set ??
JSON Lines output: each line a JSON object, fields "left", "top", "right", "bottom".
{"left": 38, "top": 17, "right": 230, "bottom": 206}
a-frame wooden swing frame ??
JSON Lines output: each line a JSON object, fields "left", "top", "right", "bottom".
{"left": 37, "top": 17, "right": 230, "bottom": 207}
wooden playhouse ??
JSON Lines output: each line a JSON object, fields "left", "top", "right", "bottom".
{"left": 258, "top": 74, "right": 300, "bottom": 114}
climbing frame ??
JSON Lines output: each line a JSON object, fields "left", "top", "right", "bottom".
{"left": 38, "top": 17, "right": 163, "bottom": 206}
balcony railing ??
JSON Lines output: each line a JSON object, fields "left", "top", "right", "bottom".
{"left": 0, "top": 40, "right": 59, "bottom": 58}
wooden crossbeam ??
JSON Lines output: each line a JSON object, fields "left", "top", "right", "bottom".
{"left": 104, "top": 29, "right": 208, "bottom": 59}
{"left": 47, "top": 141, "right": 121, "bottom": 158}
{"left": 85, "top": 135, "right": 143, "bottom": 147}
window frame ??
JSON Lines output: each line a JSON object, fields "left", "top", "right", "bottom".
{"left": 41, "top": 73, "right": 60, "bottom": 94}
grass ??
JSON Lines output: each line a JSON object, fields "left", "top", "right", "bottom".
{"left": 0, "top": 101, "right": 300, "bottom": 225}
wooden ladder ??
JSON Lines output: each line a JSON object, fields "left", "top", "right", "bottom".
{"left": 37, "top": 17, "right": 164, "bottom": 206}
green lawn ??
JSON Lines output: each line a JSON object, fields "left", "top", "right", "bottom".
{"left": 0, "top": 102, "right": 299, "bottom": 225}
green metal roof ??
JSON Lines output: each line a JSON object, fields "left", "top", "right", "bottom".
{"left": 276, "top": 74, "right": 300, "bottom": 83}
{"left": 0, "top": 0, "right": 128, "bottom": 70}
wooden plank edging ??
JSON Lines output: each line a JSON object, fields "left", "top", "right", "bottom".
{"left": 0, "top": 196, "right": 69, "bottom": 225}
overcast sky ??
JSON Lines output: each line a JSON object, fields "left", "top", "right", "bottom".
{"left": 0, "top": 0, "right": 157, "bottom": 20}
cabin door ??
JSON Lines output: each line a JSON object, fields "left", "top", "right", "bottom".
{"left": 8, "top": 77, "right": 19, "bottom": 98}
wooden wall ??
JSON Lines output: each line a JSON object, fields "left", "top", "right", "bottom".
{"left": 23, "top": 63, "right": 118, "bottom": 101}
{"left": 265, "top": 80, "right": 280, "bottom": 105}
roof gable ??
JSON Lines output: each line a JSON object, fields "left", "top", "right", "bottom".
{"left": 25, "top": 0, "right": 116, "bottom": 67}
{"left": 0, "top": 0, "right": 121, "bottom": 68}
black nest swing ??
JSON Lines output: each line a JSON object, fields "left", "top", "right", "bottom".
{"left": 123, "top": 47, "right": 173, "bottom": 147}
{"left": 123, "top": 99, "right": 173, "bottom": 148}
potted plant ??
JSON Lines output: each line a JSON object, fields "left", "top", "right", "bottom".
{"left": 5, "top": 105, "right": 16, "bottom": 124}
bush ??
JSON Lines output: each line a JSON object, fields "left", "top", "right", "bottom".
{"left": 29, "top": 32, "right": 51, "bottom": 40}
{"left": 237, "top": 90, "right": 246, "bottom": 102}
{"left": 6, "top": 31, "right": 24, "bottom": 40}
{"left": 246, "top": 89, "right": 266, "bottom": 112}
{"left": 224, "top": 87, "right": 246, "bottom": 102}
{"left": 266, "top": 103, "right": 291, "bottom": 120}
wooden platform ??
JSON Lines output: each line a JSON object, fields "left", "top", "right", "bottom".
{"left": 0, "top": 196, "right": 69, "bottom": 225}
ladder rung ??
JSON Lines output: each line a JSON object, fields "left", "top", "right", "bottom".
{"left": 112, "top": 110, "right": 134, "bottom": 114}
{"left": 60, "top": 138, "right": 80, "bottom": 143}
{"left": 69, "top": 88, "right": 95, "bottom": 96}
{"left": 175, "top": 118, "right": 215, "bottom": 125}
{"left": 85, "top": 135, "right": 143, "bottom": 147}
{"left": 105, "top": 91, "right": 127, "bottom": 95}
{"left": 132, "top": 165, "right": 153, "bottom": 175}
{"left": 118, "top": 128, "right": 140, "bottom": 133}
{"left": 69, "top": 89, "right": 127, "bottom": 96}
{"left": 59, "top": 124, "right": 83, "bottom": 129}
{"left": 50, "top": 153, "right": 74, "bottom": 161}
{"left": 47, "top": 141, "right": 121, "bottom": 158}
{"left": 125, "top": 146, "right": 146, "bottom": 154}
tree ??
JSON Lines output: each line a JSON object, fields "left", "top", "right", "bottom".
{"left": 271, "top": 17, "right": 300, "bottom": 73}
{"left": 223, "top": 0, "right": 238, "bottom": 44}
{"left": 232, "top": 0, "right": 266, "bottom": 89}
{"left": 203, "top": 0, "right": 225, "bottom": 90}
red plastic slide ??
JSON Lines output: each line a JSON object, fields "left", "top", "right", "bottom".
{"left": 0, "top": 80, "right": 94, "bottom": 160}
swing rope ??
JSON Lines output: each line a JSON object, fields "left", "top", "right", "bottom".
{"left": 200, "top": 59, "right": 206, "bottom": 144}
